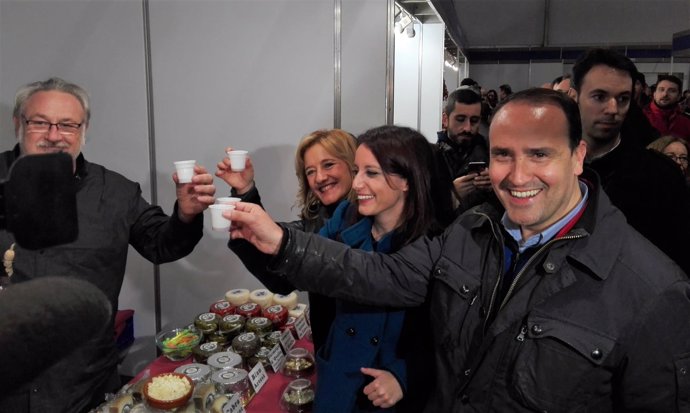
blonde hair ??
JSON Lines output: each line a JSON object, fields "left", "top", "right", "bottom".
{"left": 647, "top": 135, "right": 689, "bottom": 154}
{"left": 294, "top": 129, "right": 357, "bottom": 220}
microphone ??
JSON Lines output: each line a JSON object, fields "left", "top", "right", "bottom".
{"left": 0, "top": 277, "right": 112, "bottom": 392}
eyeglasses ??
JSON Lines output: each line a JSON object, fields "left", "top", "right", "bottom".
{"left": 665, "top": 153, "right": 689, "bottom": 165}
{"left": 22, "top": 116, "right": 83, "bottom": 135}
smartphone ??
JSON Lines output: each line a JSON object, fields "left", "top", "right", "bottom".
{"left": 467, "top": 161, "right": 487, "bottom": 174}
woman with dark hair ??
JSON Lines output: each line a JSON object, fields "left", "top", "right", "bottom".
{"left": 313, "top": 125, "right": 452, "bottom": 412}
{"left": 217, "top": 129, "right": 357, "bottom": 352}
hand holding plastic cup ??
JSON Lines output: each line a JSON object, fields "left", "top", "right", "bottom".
{"left": 216, "top": 197, "right": 241, "bottom": 205}
{"left": 174, "top": 160, "right": 196, "bottom": 184}
{"left": 209, "top": 203, "right": 235, "bottom": 231}
{"left": 227, "top": 150, "right": 248, "bottom": 172}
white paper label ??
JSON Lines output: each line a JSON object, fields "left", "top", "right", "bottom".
{"left": 267, "top": 344, "right": 286, "bottom": 372}
{"left": 294, "top": 315, "right": 310, "bottom": 339}
{"left": 222, "top": 394, "right": 246, "bottom": 413}
{"left": 248, "top": 361, "right": 268, "bottom": 393}
{"left": 280, "top": 328, "right": 296, "bottom": 352}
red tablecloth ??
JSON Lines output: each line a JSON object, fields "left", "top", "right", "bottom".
{"left": 131, "top": 339, "right": 315, "bottom": 413}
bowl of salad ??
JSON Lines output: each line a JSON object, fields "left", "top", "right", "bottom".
{"left": 155, "top": 326, "right": 202, "bottom": 361}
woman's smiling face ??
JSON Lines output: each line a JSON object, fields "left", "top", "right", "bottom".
{"left": 303, "top": 143, "right": 353, "bottom": 206}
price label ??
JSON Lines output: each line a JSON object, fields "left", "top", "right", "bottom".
{"left": 248, "top": 361, "right": 269, "bottom": 393}
{"left": 220, "top": 394, "right": 246, "bottom": 413}
{"left": 280, "top": 328, "right": 296, "bottom": 352}
{"left": 268, "top": 343, "right": 286, "bottom": 372}
{"left": 294, "top": 315, "right": 310, "bottom": 339}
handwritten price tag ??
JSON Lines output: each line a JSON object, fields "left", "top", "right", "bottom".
{"left": 248, "top": 361, "right": 269, "bottom": 393}
{"left": 219, "top": 394, "right": 246, "bottom": 413}
{"left": 294, "top": 315, "right": 310, "bottom": 339}
{"left": 268, "top": 343, "right": 286, "bottom": 372}
{"left": 280, "top": 328, "right": 296, "bottom": 352}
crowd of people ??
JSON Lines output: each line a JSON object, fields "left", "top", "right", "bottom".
{"left": 1, "top": 47, "right": 689, "bottom": 413}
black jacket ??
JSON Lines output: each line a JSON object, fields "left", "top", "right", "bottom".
{"left": 588, "top": 135, "right": 690, "bottom": 275}
{"left": 436, "top": 131, "right": 491, "bottom": 212}
{"left": 0, "top": 147, "right": 203, "bottom": 413}
{"left": 269, "top": 173, "right": 690, "bottom": 412}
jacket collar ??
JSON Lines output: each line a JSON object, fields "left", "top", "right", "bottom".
{"left": 338, "top": 212, "right": 395, "bottom": 253}
{"left": 470, "top": 169, "right": 622, "bottom": 281}
{"left": 648, "top": 100, "right": 683, "bottom": 118}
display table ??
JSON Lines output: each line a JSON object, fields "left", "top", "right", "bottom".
{"left": 129, "top": 339, "right": 315, "bottom": 413}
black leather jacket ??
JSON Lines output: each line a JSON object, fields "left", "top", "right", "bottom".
{"left": 269, "top": 173, "right": 690, "bottom": 412}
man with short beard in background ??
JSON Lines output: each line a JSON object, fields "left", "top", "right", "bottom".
{"left": 436, "top": 87, "right": 491, "bottom": 211}
{"left": 643, "top": 74, "right": 690, "bottom": 143}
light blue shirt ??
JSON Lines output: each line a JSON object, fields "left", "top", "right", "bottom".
{"left": 501, "top": 181, "right": 589, "bottom": 253}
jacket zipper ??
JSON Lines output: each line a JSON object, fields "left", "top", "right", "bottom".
{"left": 478, "top": 213, "right": 505, "bottom": 333}
{"left": 515, "top": 325, "right": 528, "bottom": 342}
{"left": 499, "top": 233, "right": 585, "bottom": 311}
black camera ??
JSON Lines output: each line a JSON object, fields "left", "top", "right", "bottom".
{"left": 1, "top": 153, "right": 78, "bottom": 249}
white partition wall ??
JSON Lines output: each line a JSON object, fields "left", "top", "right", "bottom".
{"left": 394, "top": 22, "right": 422, "bottom": 129}
{"left": 340, "top": 0, "right": 389, "bottom": 134}
{"left": 418, "top": 23, "right": 445, "bottom": 142}
{"left": 0, "top": 0, "right": 393, "bottom": 375}
{"left": 393, "top": 21, "right": 445, "bottom": 142}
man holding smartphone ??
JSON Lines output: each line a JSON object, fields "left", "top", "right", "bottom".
{"left": 436, "top": 86, "right": 492, "bottom": 211}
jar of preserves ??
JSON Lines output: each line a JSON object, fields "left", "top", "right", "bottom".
{"left": 194, "top": 312, "right": 220, "bottom": 335}
{"left": 280, "top": 378, "right": 314, "bottom": 412}
{"left": 236, "top": 302, "right": 262, "bottom": 319}
{"left": 210, "top": 368, "right": 254, "bottom": 406}
{"left": 219, "top": 314, "right": 246, "bottom": 340}
{"left": 192, "top": 341, "right": 224, "bottom": 364}
{"left": 282, "top": 347, "right": 315, "bottom": 378}
{"left": 209, "top": 300, "right": 236, "bottom": 317}
{"left": 247, "top": 346, "right": 271, "bottom": 369}
{"left": 174, "top": 362, "right": 212, "bottom": 384}
{"left": 263, "top": 304, "right": 289, "bottom": 328}
{"left": 231, "top": 332, "right": 261, "bottom": 359}
{"left": 262, "top": 330, "right": 283, "bottom": 349}
{"left": 207, "top": 351, "right": 243, "bottom": 371}
{"left": 245, "top": 316, "right": 273, "bottom": 337}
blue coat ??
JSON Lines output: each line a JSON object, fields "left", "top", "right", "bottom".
{"left": 314, "top": 201, "right": 407, "bottom": 413}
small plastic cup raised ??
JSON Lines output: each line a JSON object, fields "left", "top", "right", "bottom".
{"left": 227, "top": 150, "right": 248, "bottom": 172}
{"left": 209, "top": 203, "right": 235, "bottom": 231}
{"left": 216, "top": 197, "right": 241, "bottom": 205}
{"left": 174, "top": 160, "right": 196, "bottom": 184}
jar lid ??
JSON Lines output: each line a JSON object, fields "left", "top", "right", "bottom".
{"left": 174, "top": 363, "right": 211, "bottom": 382}
{"left": 211, "top": 367, "right": 248, "bottom": 384}
{"left": 207, "top": 351, "right": 242, "bottom": 369}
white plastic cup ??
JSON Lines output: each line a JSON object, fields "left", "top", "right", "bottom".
{"left": 174, "top": 160, "right": 196, "bottom": 184}
{"left": 209, "top": 203, "right": 235, "bottom": 231}
{"left": 216, "top": 197, "right": 241, "bottom": 205}
{"left": 227, "top": 150, "right": 248, "bottom": 172}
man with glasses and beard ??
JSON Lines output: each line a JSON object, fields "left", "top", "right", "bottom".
{"left": 437, "top": 87, "right": 491, "bottom": 211}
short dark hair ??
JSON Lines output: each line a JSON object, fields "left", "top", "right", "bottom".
{"left": 499, "top": 84, "right": 513, "bottom": 95}
{"left": 460, "top": 77, "right": 478, "bottom": 87}
{"left": 444, "top": 87, "right": 482, "bottom": 116}
{"left": 572, "top": 48, "right": 637, "bottom": 94}
{"left": 657, "top": 74, "right": 682, "bottom": 92}
{"left": 357, "top": 125, "right": 453, "bottom": 241}
{"left": 492, "top": 88, "right": 583, "bottom": 150}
